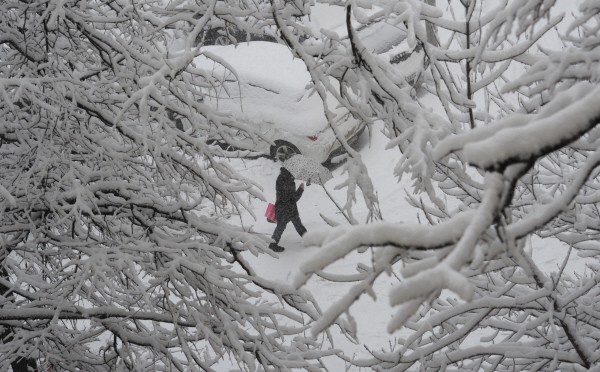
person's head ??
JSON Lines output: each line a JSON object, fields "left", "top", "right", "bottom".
{"left": 281, "top": 167, "right": 293, "bottom": 179}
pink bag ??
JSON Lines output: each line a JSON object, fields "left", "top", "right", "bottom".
{"left": 265, "top": 202, "right": 276, "bottom": 223}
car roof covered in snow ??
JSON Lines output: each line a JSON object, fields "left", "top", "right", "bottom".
{"left": 193, "top": 42, "right": 348, "bottom": 136}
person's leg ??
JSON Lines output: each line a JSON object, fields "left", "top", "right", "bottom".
{"left": 271, "top": 220, "right": 288, "bottom": 243}
{"left": 270, "top": 219, "right": 288, "bottom": 251}
{"left": 290, "top": 214, "right": 307, "bottom": 237}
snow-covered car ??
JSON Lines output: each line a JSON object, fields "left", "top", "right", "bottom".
{"left": 303, "top": 3, "right": 426, "bottom": 84}
{"left": 354, "top": 19, "right": 426, "bottom": 84}
{"left": 193, "top": 41, "right": 366, "bottom": 163}
{"left": 199, "top": 24, "right": 277, "bottom": 46}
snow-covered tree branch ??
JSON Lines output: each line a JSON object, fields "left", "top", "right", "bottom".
{"left": 0, "top": 0, "right": 341, "bottom": 370}
{"left": 283, "top": 0, "right": 600, "bottom": 370}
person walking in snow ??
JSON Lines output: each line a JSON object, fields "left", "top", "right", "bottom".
{"left": 270, "top": 167, "right": 307, "bottom": 252}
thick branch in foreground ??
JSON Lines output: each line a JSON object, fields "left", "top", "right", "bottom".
{"left": 463, "top": 84, "right": 600, "bottom": 171}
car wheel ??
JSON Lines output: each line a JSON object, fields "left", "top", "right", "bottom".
{"left": 271, "top": 141, "right": 300, "bottom": 163}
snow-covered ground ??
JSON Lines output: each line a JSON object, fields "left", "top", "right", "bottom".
{"left": 223, "top": 123, "right": 410, "bottom": 369}
{"left": 215, "top": 108, "right": 585, "bottom": 371}
{"left": 216, "top": 116, "right": 582, "bottom": 370}
{"left": 197, "top": 4, "right": 583, "bottom": 366}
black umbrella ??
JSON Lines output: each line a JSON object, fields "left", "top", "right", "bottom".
{"left": 283, "top": 154, "right": 333, "bottom": 186}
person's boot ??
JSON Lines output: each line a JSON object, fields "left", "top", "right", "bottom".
{"left": 269, "top": 242, "right": 284, "bottom": 252}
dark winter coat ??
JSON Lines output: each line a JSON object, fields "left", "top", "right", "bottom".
{"left": 275, "top": 167, "right": 303, "bottom": 221}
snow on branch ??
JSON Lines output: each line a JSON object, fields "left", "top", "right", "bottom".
{"left": 296, "top": 210, "right": 476, "bottom": 288}
{"left": 282, "top": 1, "right": 600, "bottom": 370}
{"left": 463, "top": 84, "right": 600, "bottom": 171}
{"left": 435, "top": 84, "right": 600, "bottom": 171}
{"left": 0, "top": 0, "right": 339, "bottom": 370}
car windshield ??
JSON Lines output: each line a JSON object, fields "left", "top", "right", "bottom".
{"left": 303, "top": 3, "right": 409, "bottom": 53}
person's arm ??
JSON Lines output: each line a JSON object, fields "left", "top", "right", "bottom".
{"left": 295, "top": 183, "right": 304, "bottom": 201}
